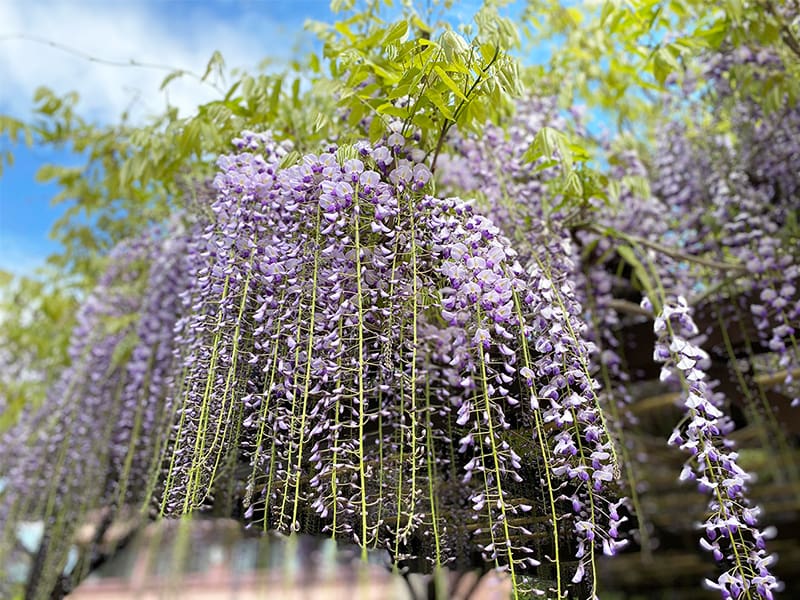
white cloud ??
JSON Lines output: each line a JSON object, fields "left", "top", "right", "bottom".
{"left": 0, "top": 0, "right": 317, "bottom": 277}
{"left": 0, "top": 0, "right": 307, "bottom": 122}
{"left": 0, "top": 231, "right": 54, "bottom": 276}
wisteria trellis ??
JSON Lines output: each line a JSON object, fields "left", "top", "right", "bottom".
{"left": 1, "top": 49, "right": 798, "bottom": 600}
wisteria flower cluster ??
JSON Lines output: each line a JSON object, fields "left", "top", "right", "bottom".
{"left": 2, "top": 64, "right": 798, "bottom": 600}
{"left": 0, "top": 228, "right": 194, "bottom": 597}
{"left": 651, "top": 49, "right": 800, "bottom": 407}
{"left": 647, "top": 295, "right": 781, "bottom": 600}
{"left": 749, "top": 265, "right": 800, "bottom": 408}
{"left": 110, "top": 128, "right": 625, "bottom": 598}
{"left": 435, "top": 66, "right": 797, "bottom": 596}
{"left": 432, "top": 100, "right": 631, "bottom": 592}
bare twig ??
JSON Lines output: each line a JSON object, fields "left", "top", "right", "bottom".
{"left": 607, "top": 298, "right": 653, "bottom": 318}
{"left": 585, "top": 223, "right": 749, "bottom": 273}
{"left": 0, "top": 33, "right": 225, "bottom": 94}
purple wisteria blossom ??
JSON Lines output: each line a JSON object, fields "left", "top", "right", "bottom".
{"left": 650, "top": 51, "right": 800, "bottom": 410}
{"left": 145, "top": 128, "right": 627, "bottom": 598}
{"left": 0, "top": 236, "right": 158, "bottom": 596}
{"left": 647, "top": 295, "right": 781, "bottom": 600}
{"left": 110, "top": 225, "right": 197, "bottom": 505}
{"left": 436, "top": 99, "right": 627, "bottom": 595}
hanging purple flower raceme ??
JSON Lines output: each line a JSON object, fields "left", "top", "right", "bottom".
{"left": 748, "top": 257, "right": 800, "bottom": 408}
{"left": 425, "top": 189, "right": 627, "bottom": 595}
{"left": 0, "top": 236, "right": 156, "bottom": 596}
{"left": 425, "top": 195, "right": 545, "bottom": 576}
{"left": 109, "top": 224, "right": 197, "bottom": 507}
{"left": 523, "top": 233, "right": 628, "bottom": 583}
{"left": 651, "top": 50, "right": 800, "bottom": 412}
{"left": 434, "top": 99, "right": 628, "bottom": 595}
{"left": 161, "top": 133, "right": 442, "bottom": 563}
{"left": 646, "top": 295, "right": 781, "bottom": 600}
{"left": 161, "top": 130, "right": 295, "bottom": 516}
{"left": 422, "top": 192, "right": 626, "bottom": 592}
{"left": 152, "top": 128, "right": 627, "bottom": 598}
{"left": 715, "top": 55, "right": 800, "bottom": 411}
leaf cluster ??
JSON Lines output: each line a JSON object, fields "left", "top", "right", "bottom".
{"left": 523, "top": 0, "right": 800, "bottom": 133}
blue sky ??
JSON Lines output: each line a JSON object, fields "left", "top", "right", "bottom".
{"left": 0, "top": 0, "right": 519, "bottom": 276}
{"left": 0, "top": 0, "right": 341, "bottom": 275}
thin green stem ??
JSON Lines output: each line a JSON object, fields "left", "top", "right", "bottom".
{"left": 475, "top": 307, "right": 519, "bottom": 598}
{"left": 353, "top": 180, "right": 370, "bottom": 560}
{"left": 290, "top": 206, "right": 323, "bottom": 530}
{"left": 512, "top": 289, "right": 563, "bottom": 598}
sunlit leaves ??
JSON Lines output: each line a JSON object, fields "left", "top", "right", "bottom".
{"left": 310, "top": 3, "right": 522, "bottom": 154}
{"left": 525, "top": 0, "right": 800, "bottom": 135}
{"left": 0, "top": 273, "right": 78, "bottom": 431}
{"left": 0, "top": 68, "right": 327, "bottom": 419}
{"left": 0, "top": 116, "right": 32, "bottom": 175}
{"left": 521, "top": 125, "right": 617, "bottom": 210}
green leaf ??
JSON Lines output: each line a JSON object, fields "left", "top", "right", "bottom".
{"left": 376, "top": 103, "right": 409, "bottom": 119}
{"left": 652, "top": 45, "right": 681, "bottom": 86}
{"left": 563, "top": 171, "right": 584, "bottom": 198}
{"left": 411, "top": 14, "right": 432, "bottom": 35}
{"left": 269, "top": 77, "right": 284, "bottom": 115}
{"left": 330, "top": 0, "right": 356, "bottom": 12}
{"left": 607, "top": 178, "right": 621, "bottom": 202}
{"left": 617, "top": 244, "right": 659, "bottom": 311}
{"left": 433, "top": 65, "right": 468, "bottom": 101}
{"left": 427, "top": 91, "right": 455, "bottom": 121}
{"left": 279, "top": 150, "right": 301, "bottom": 169}
{"left": 202, "top": 50, "right": 225, "bottom": 82}
{"left": 223, "top": 80, "right": 242, "bottom": 102}
{"left": 160, "top": 70, "right": 186, "bottom": 91}
{"left": 368, "top": 111, "right": 385, "bottom": 142}
{"left": 383, "top": 20, "right": 408, "bottom": 44}
{"left": 692, "top": 20, "right": 728, "bottom": 48}
{"left": 522, "top": 127, "right": 573, "bottom": 170}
